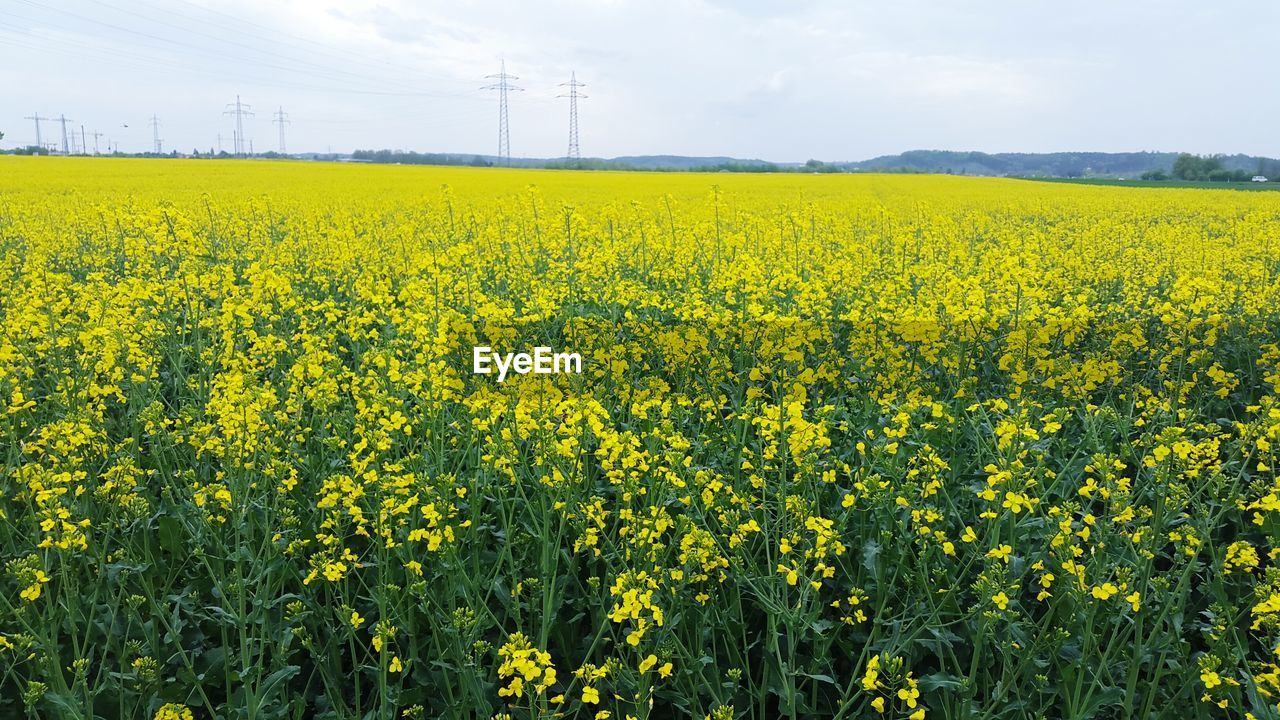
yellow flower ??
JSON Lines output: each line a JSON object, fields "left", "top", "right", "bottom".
{"left": 19, "top": 570, "right": 50, "bottom": 602}
{"left": 777, "top": 564, "right": 799, "bottom": 586}
{"left": 992, "top": 592, "right": 1009, "bottom": 610}
{"left": 499, "top": 676, "right": 525, "bottom": 698}
{"left": 898, "top": 685, "right": 920, "bottom": 707}
{"left": 639, "top": 654, "right": 658, "bottom": 673}
{"left": 1201, "top": 670, "right": 1221, "bottom": 689}
{"left": 154, "top": 704, "right": 194, "bottom": 720}
{"left": 862, "top": 655, "right": 880, "bottom": 691}
{"left": 389, "top": 655, "right": 403, "bottom": 673}
{"left": 985, "top": 545, "right": 1012, "bottom": 562}
{"left": 582, "top": 686, "right": 600, "bottom": 704}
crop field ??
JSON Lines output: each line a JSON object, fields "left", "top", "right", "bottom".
{"left": 3, "top": 157, "right": 1280, "bottom": 719}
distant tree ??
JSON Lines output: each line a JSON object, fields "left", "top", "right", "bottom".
{"left": 1140, "top": 169, "right": 1169, "bottom": 181}
{"left": 1172, "top": 154, "right": 1197, "bottom": 179}
{"left": 1172, "top": 153, "right": 1224, "bottom": 181}
{"left": 803, "top": 159, "right": 839, "bottom": 173}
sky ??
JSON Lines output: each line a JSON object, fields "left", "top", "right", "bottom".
{"left": 1, "top": 0, "right": 1277, "bottom": 161}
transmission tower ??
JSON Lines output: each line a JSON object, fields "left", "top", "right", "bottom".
{"left": 151, "top": 114, "right": 162, "bottom": 154}
{"left": 272, "top": 107, "right": 290, "bottom": 154}
{"left": 223, "top": 95, "right": 254, "bottom": 157}
{"left": 92, "top": 130, "right": 104, "bottom": 155}
{"left": 24, "top": 113, "right": 47, "bottom": 150}
{"left": 558, "top": 72, "right": 587, "bottom": 160}
{"left": 58, "top": 114, "right": 73, "bottom": 155}
{"left": 482, "top": 59, "right": 522, "bottom": 165}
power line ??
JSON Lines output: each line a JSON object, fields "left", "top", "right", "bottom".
{"left": 558, "top": 71, "right": 587, "bottom": 160}
{"left": 223, "top": 95, "right": 254, "bottom": 157}
{"left": 24, "top": 112, "right": 47, "bottom": 149}
{"left": 272, "top": 106, "right": 290, "bottom": 154}
{"left": 119, "top": 0, "right": 476, "bottom": 88}
{"left": 482, "top": 59, "right": 522, "bottom": 166}
{"left": 5, "top": 0, "right": 426, "bottom": 95}
{"left": 151, "top": 114, "right": 162, "bottom": 154}
{"left": 0, "top": 20, "right": 478, "bottom": 101}
{"left": 1, "top": 3, "right": 475, "bottom": 100}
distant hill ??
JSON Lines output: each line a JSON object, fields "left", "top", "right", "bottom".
{"left": 841, "top": 150, "right": 1280, "bottom": 178}
{"left": 609, "top": 155, "right": 782, "bottom": 170}
{"left": 161, "top": 147, "right": 1280, "bottom": 180}
{"left": 348, "top": 149, "right": 787, "bottom": 171}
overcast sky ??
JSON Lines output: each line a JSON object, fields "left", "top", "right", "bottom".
{"left": 2, "top": 0, "right": 1277, "bottom": 161}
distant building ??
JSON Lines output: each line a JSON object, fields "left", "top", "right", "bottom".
{"left": 1253, "top": 175, "right": 1269, "bottom": 183}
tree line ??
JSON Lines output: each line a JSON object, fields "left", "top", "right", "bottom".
{"left": 1141, "top": 154, "right": 1277, "bottom": 182}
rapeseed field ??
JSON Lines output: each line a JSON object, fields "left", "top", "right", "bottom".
{"left": 2, "top": 156, "right": 1280, "bottom": 719}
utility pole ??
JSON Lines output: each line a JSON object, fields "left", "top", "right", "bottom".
{"left": 217, "top": 133, "right": 222, "bottom": 154}
{"left": 483, "top": 59, "right": 522, "bottom": 165}
{"left": 92, "top": 130, "right": 103, "bottom": 155}
{"left": 558, "top": 72, "right": 586, "bottom": 160}
{"left": 80, "top": 126, "right": 87, "bottom": 156}
{"left": 58, "top": 114, "right": 73, "bottom": 154}
{"left": 272, "top": 106, "right": 290, "bottom": 154}
{"left": 150, "top": 114, "right": 162, "bottom": 154}
{"left": 223, "top": 95, "right": 253, "bottom": 157}
{"left": 24, "top": 113, "right": 47, "bottom": 150}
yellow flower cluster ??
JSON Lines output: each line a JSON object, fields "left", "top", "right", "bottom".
{"left": 2, "top": 157, "right": 1280, "bottom": 717}
{"left": 496, "top": 632, "right": 557, "bottom": 699}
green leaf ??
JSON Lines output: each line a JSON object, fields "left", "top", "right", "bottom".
{"left": 258, "top": 665, "right": 301, "bottom": 703}
{"left": 918, "top": 672, "right": 964, "bottom": 692}
{"left": 862, "top": 540, "right": 881, "bottom": 572}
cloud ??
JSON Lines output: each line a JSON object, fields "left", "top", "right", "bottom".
{"left": 2, "top": 0, "right": 1277, "bottom": 159}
